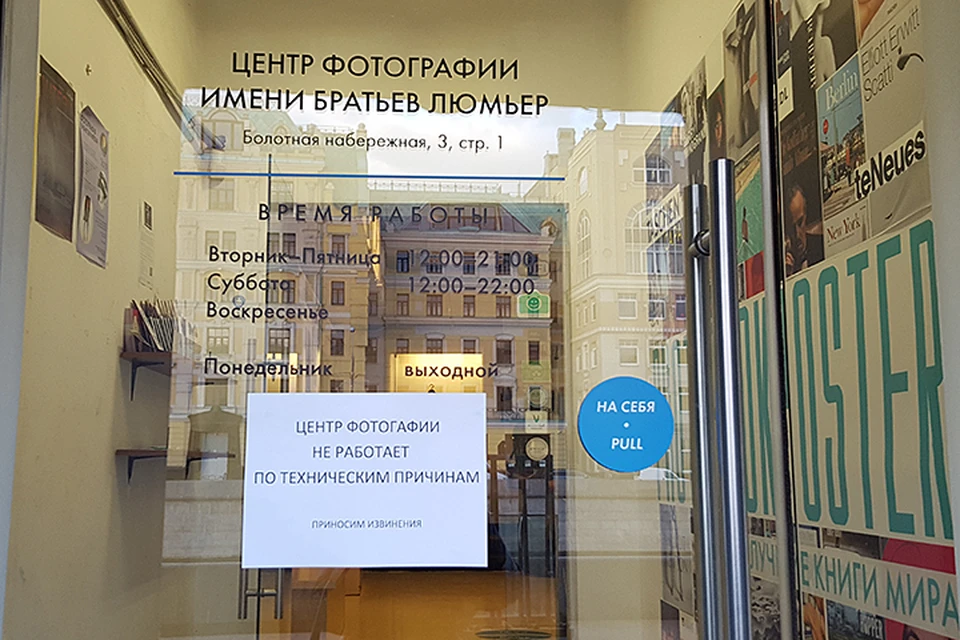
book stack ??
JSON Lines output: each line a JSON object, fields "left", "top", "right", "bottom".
{"left": 123, "top": 299, "right": 187, "bottom": 353}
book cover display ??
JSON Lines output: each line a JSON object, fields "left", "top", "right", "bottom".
{"left": 658, "top": 1, "right": 954, "bottom": 638}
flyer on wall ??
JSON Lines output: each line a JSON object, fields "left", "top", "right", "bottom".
{"left": 76, "top": 106, "right": 109, "bottom": 267}
{"left": 35, "top": 57, "right": 75, "bottom": 241}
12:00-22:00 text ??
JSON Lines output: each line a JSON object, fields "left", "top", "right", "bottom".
{"left": 408, "top": 277, "right": 538, "bottom": 295}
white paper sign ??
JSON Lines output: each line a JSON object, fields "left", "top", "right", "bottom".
{"left": 241, "top": 392, "right": 488, "bottom": 569}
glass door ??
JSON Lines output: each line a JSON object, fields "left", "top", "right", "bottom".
{"left": 775, "top": 2, "right": 959, "bottom": 640}
{"left": 168, "top": 2, "right": 785, "bottom": 638}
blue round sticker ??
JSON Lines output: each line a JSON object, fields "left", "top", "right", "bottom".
{"left": 577, "top": 376, "right": 675, "bottom": 473}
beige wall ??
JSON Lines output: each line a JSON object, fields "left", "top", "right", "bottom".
{"left": 188, "top": 0, "right": 632, "bottom": 109}
{"left": 185, "top": 0, "right": 739, "bottom": 112}
{"left": 2, "top": 0, "right": 190, "bottom": 638}
{"left": 623, "top": 0, "right": 739, "bottom": 109}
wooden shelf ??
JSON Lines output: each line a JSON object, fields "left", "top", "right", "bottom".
{"left": 116, "top": 448, "right": 235, "bottom": 482}
{"left": 120, "top": 351, "right": 172, "bottom": 400}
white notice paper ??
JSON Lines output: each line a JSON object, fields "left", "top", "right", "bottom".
{"left": 242, "top": 393, "right": 488, "bottom": 569}
{"left": 75, "top": 106, "right": 109, "bottom": 267}
{"left": 138, "top": 201, "right": 154, "bottom": 289}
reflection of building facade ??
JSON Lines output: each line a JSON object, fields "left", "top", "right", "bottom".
{"left": 377, "top": 203, "right": 562, "bottom": 430}
{"left": 525, "top": 118, "right": 688, "bottom": 473}
{"left": 174, "top": 107, "right": 372, "bottom": 471}
{"left": 175, "top": 107, "right": 570, "bottom": 470}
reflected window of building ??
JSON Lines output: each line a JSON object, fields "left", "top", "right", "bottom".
{"left": 427, "top": 294, "right": 443, "bottom": 317}
{"left": 205, "top": 378, "right": 228, "bottom": 407}
{"left": 649, "top": 296, "right": 666, "bottom": 320}
{"left": 268, "top": 328, "right": 291, "bottom": 357}
{"left": 676, "top": 341, "right": 688, "bottom": 365}
{"left": 425, "top": 253, "right": 443, "bottom": 274}
{"left": 618, "top": 294, "right": 638, "bottom": 319}
{"left": 528, "top": 340, "right": 541, "bottom": 365}
{"left": 204, "top": 271, "right": 220, "bottom": 301}
{"left": 206, "top": 327, "right": 230, "bottom": 355}
{"left": 208, "top": 178, "right": 235, "bottom": 211}
{"left": 396, "top": 338, "right": 409, "bottom": 354}
{"left": 578, "top": 166, "right": 588, "bottom": 196}
{"left": 368, "top": 292, "right": 379, "bottom": 317}
{"left": 268, "top": 279, "right": 295, "bottom": 304}
{"left": 366, "top": 338, "right": 378, "bottom": 364}
{"left": 330, "top": 380, "right": 345, "bottom": 393}
{"left": 222, "top": 231, "right": 236, "bottom": 251}
{"left": 426, "top": 338, "right": 443, "bottom": 354}
{"left": 331, "top": 281, "right": 345, "bottom": 306}
{"left": 496, "top": 296, "right": 511, "bottom": 318}
{"left": 645, "top": 154, "right": 672, "bottom": 184}
{"left": 625, "top": 206, "right": 644, "bottom": 274}
{"left": 495, "top": 339, "right": 513, "bottom": 365}
{"left": 632, "top": 156, "right": 646, "bottom": 183}
{"left": 282, "top": 232, "right": 296, "bottom": 256}
{"left": 679, "top": 386, "right": 690, "bottom": 413}
{"left": 331, "top": 234, "right": 346, "bottom": 255}
{"left": 181, "top": 179, "right": 197, "bottom": 210}
{"left": 650, "top": 340, "right": 667, "bottom": 369}
{"left": 365, "top": 383, "right": 378, "bottom": 393}
{"left": 396, "top": 250, "right": 410, "bottom": 273}
{"left": 496, "top": 386, "right": 513, "bottom": 412}
{"left": 578, "top": 213, "right": 591, "bottom": 278}
{"left": 281, "top": 280, "right": 295, "bottom": 304}
{"left": 330, "top": 329, "right": 345, "bottom": 356}
{"left": 206, "top": 113, "right": 243, "bottom": 151}
{"left": 676, "top": 294, "right": 687, "bottom": 320}
{"left": 463, "top": 252, "right": 476, "bottom": 274}
{"left": 496, "top": 253, "right": 511, "bottom": 275}
{"left": 462, "top": 338, "right": 477, "bottom": 354}
{"left": 463, "top": 295, "right": 476, "bottom": 317}
{"left": 619, "top": 339, "right": 640, "bottom": 366}
{"left": 271, "top": 180, "right": 294, "bottom": 204}
{"left": 204, "top": 230, "right": 218, "bottom": 251}
{"left": 590, "top": 344, "right": 598, "bottom": 368}
{"left": 526, "top": 254, "right": 539, "bottom": 276}
{"left": 396, "top": 294, "right": 409, "bottom": 316}
{"left": 267, "top": 232, "right": 279, "bottom": 256}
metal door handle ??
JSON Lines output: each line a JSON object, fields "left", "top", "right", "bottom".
{"left": 684, "top": 160, "right": 751, "bottom": 640}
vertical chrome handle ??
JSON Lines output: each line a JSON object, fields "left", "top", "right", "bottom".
{"left": 709, "top": 159, "right": 751, "bottom": 640}
{"left": 684, "top": 183, "right": 720, "bottom": 640}
{"left": 685, "top": 160, "right": 752, "bottom": 640}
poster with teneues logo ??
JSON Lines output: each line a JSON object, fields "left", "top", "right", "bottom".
{"left": 856, "top": 0, "right": 929, "bottom": 236}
